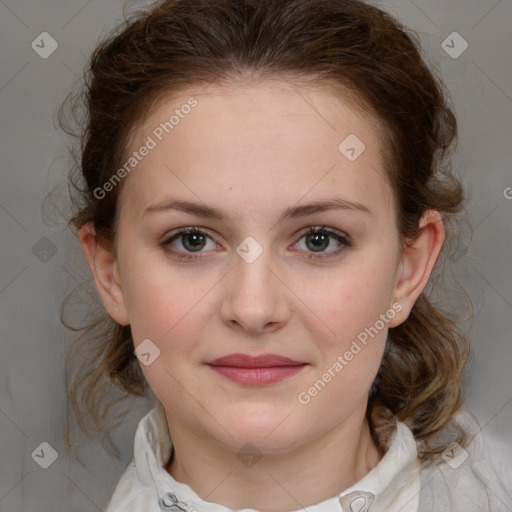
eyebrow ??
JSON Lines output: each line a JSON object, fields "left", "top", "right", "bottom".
{"left": 143, "top": 197, "right": 372, "bottom": 222}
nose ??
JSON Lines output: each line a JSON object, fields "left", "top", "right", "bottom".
{"left": 219, "top": 243, "right": 290, "bottom": 336}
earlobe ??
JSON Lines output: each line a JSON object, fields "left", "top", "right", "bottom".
{"left": 388, "top": 210, "right": 445, "bottom": 328}
{"left": 78, "top": 222, "right": 130, "bottom": 326}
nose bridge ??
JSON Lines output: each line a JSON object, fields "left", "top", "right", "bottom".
{"left": 221, "top": 235, "right": 286, "bottom": 331}
{"left": 232, "top": 236, "right": 276, "bottom": 303}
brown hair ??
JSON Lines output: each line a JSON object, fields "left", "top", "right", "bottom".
{"left": 60, "top": 0, "right": 473, "bottom": 467}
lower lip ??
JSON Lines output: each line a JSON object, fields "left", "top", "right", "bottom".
{"left": 207, "top": 364, "right": 307, "bottom": 386}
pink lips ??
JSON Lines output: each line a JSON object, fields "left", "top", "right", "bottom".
{"left": 206, "top": 353, "right": 308, "bottom": 386}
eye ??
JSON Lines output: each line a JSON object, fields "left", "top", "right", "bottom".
{"left": 292, "top": 226, "right": 351, "bottom": 259}
{"left": 160, "top": 225, "right": 351, "bottom": 261}
{"left": 160, "top": 227, "right": 219, "bottom": 260}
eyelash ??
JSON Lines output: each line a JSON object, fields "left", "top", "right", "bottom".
{"left": 160, "top": 226, "right": 352, "bottom": 261}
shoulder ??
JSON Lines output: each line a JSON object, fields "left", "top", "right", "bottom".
{"left": 417, "top": 409, "right": 512, "bottom": 511}
{"left": 104, "top": 460, "right": 161, "bottom": 512}
{"left": 105, "top": 399, "right": 174, "bottom": 511}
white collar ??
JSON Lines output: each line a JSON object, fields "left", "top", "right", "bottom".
{"left": 135, "top": 400, "right": 421, "bottom": 512}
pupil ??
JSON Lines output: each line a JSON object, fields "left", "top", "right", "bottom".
{"left": 308, "top": 232, "right": 329, "bottom": 252}
{"left": 184, "top": 233, "right": 205, "bottom": 251}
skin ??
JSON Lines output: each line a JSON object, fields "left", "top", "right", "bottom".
{"left": 79, "top": 80, "right": 445, "bottom": 512}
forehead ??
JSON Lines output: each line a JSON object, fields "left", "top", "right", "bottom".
{"left": 118, "top": 80, "right": 393, "bottom": 223}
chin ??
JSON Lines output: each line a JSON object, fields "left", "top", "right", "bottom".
{"left": 213, "top": 409, "right": 306, "bottom": 454}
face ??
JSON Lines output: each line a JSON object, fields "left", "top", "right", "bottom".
{"left": 101, "top": 80, "right": 410, "bottom": 453}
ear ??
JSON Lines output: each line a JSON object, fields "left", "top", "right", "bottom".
{"left": 78, "top": 222, "right": 130, "bottom": 326}
{"left": 388, "top": 210, "right": 445, "bottom": 328}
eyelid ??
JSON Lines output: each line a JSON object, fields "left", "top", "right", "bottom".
{"left": 161, "top": 226, "right": 219, "bottom": 245}
{"left": 292, "top": 226, "right": 351, "bottom": 258}
{"left": 161, "top": 226, "right": 220, "bottom": 252}
{"left": 301, "top": 225, "right": 350, "bottom": 242}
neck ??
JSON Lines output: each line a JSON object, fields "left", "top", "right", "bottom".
{"left": 165, "top": 412, "right": 383, "bottom": 512}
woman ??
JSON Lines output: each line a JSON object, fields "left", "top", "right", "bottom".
{"left": 60, "top": 0, "right": 512, "bottom": 510}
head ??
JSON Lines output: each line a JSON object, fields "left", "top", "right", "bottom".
{"left": 61, "top": 0, "right": 471, "bottom": 466}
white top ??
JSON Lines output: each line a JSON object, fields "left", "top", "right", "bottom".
{"left": 105, "top": 400, "right": 512, "bottom": 512}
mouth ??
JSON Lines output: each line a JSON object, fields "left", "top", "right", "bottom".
{"left": 205, "top": 353, "right": 309, "bottom": 386}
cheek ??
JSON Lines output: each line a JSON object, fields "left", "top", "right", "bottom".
{"left": 121, "top": 246, "right": 205, "bottom": 338}
{"left": 313, "top": 253, "right": 397, "bottom": 346}
{"left": 126, "top": 269, "right": 210, "bottom": 409}
{"left": 123, "top": 282, "right": 206, "bottom": 403}
{"left": 129, "top": 281, "right": 206, "bottom": 348}
{"left": 297, "top": 266, "right": 392, "bottom": 416}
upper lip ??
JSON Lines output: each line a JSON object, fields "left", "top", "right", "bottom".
{"left": 206, "top": 353, "right": 306, "bottom": 368}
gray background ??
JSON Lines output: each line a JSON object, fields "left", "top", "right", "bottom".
{"left": 0, "top": 0, "right": 511, "bottom": 510}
